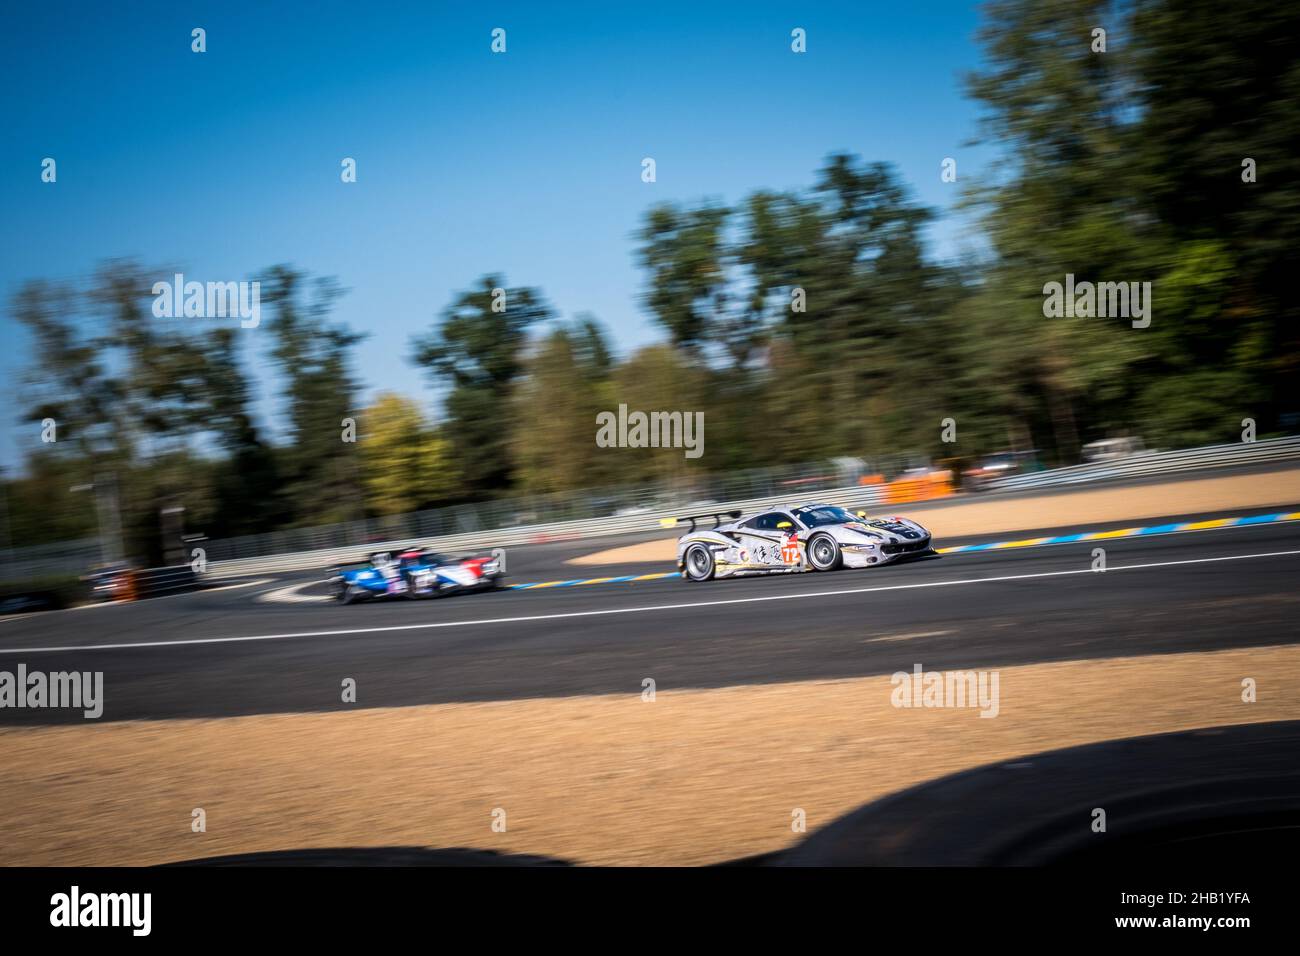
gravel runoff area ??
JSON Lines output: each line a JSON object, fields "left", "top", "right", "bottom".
{"left": 1, "top": 644, "right": 1296, "bottom": 866}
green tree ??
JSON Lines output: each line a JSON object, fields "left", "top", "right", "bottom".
{"left": 260, "top": 265, "right": 367, "bottom": 525}
{"left": 607, "top": 344, "right": 709, "bottom": 485}
{"left": 410, "top": 276, "right": 553, "bottom": 494}
{"left": 358, "top": 393, "right": 457, "bottom": 514}
{"left": 512, "top": 325, "right": 614, "bottom": 494}
{"left": 636, "top": 203, "right": 731, "bottom": 353}
{"left": 739, "top": 156, "right": 957, "bottom": 461}
{"left": 12, "top": 278, "right": 120, "bottom": 460}
{"left": 199, "top": 327, "right": 282, "bottom": 537}
{"left": 964, "top": 0, "right": 1300, "bottom": 454}
{"left": 13, "top": 261, "right": 239, "bottom": 561}
{"left": 965, "top": 0, "right": 1156, "bottom": 461}
{"left": 1131, "top": 0, "right": 1300, "bottom": 437}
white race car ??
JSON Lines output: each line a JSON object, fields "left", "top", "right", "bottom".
{"left": 674, "top": 503, "right": 934, "bottom": 582}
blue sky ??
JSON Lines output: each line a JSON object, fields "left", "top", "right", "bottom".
{"left": 0, "top": 0, "right": 995, "bottom": 469}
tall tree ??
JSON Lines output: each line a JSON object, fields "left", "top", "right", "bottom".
{"left": 1130, "top": 0, "right": 1300, "bottom": 439}
{"left": 199, "top": 326, "right": 281, "bottom": 536}
{"left": 14, "top": 262, "right": 229, "bottom": 561}
{"left": 607, "top": 344, "right": 709, "bottom": 486}
{"left": 410, "top": 276, "right": 553, "bottom": 493}
{"left": 260, "top": 265, "right": 367, "bottom": 525}
{"left": 965, "top": 0, "right": 1153, "bottom": 460}
{"left": 358, "top": 393, "right": 457, "bottom": 514}
{"left": 12, "top": 277, "right": 120, "bottom": 461}
{"left": 636, "top": 203, "right": 731, "bottom": 353}
{"left": 739, "top": 156, "right": 954, "bottom": 460}
{"left": 512, "top": 324, "right": 614, "bottom": 494}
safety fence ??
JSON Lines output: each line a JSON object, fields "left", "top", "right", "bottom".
{"left": 201, "top": 436, "right": 1298, "bottom": 578}
{"left": 83, "top": 564, "right": 202, "bottom": 602}
{"left": 131, "top": 565, "right": 202, "bottom": 599}
{"left": 982, "top": 436, "right": 1300, "bottom": 492}
{"left": 0, "top": 537, "right": 101, "bottom": 583}
{"left": 204, "top": 482, "right": 893, "bottom": 578}
{"left": 199, "top": 457, "right": 885, "bottom": 565}
{"left": 7, "top": 436, "right": 1297, "bottom": 586}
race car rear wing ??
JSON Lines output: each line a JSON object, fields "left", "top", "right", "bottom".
{"left": 662, "top": 510, "right": 742, "bottom": 533}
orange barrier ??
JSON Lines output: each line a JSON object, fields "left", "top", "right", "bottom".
{"left": 885, "top": 472, "right": 954, "bottom": 504}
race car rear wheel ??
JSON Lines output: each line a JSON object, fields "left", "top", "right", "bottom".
{"left": 684, "top": 544, "right": 715, "bottom": 582}
{"left": 807, "top": 534, "right": 842, "bottom": 572}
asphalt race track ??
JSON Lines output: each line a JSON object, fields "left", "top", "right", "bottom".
{"left": 1, "top": 509, "right": 1298, "bottom": 725}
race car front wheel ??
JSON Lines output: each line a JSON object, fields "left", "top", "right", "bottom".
{"left": 336, "top": 583, "right": 359, "bottom": 605}
{"left": 683, "top": 544, "right": 715, "bottom": 582}
{"left": 807, "top": 534, "right": 842, "bottom": 572}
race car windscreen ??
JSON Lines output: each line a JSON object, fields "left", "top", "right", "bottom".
{"left": 794, "top": 506, "right": 859, "bottom": 527}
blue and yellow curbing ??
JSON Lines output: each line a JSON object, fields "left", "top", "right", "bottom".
{"left": 504, "top": 511, "right": 1300, "bottom": 590}
{"left": 508, "top": 572, "right": 677, "bottom": 590}
{"left": 935, "top": 510, "right": 1300, "bottom": 554}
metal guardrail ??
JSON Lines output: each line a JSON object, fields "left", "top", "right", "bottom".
{"left": 133, "top": 565, "right": 201, "bottom": 599}
{"left": 11, "top": 437, "right": 1296, "bottom": 583}
{"left": 197, "top": 455, "right": 911, "bottom": 564}
{"left": 204, "top": 435, "right": 1300, "bottom": 578}
{"left": 0, "top": 537, "right": 101, "bottom": 581}
{"left": 982, "top": 436, "right": 1300, "bottom": 492}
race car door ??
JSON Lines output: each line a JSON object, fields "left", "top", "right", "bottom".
{"left": 736, "top": 512, "right": 800, "bottom": 568}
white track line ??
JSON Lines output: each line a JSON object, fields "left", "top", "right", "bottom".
{"left": 206, "top": 578, "right": 273, "bottom": 593}
{"left": 256, "top": 581, "right": 327, "bottom": 604}
{"left": 1, "top": 548, "right": 1297, "bottom": 656}
{"left": 864, "top": 630, "right": 955, "bottom": 643}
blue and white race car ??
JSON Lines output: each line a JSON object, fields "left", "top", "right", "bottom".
{"left": 329, "top": 547, "right": 505, "bottom": 604}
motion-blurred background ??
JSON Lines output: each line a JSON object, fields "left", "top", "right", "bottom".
{"left": 2, "top": 0, "right": 1297, "bottom": 588}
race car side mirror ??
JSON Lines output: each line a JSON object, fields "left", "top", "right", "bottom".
{"left": 777, "top": 521, "right": 793, "bottom": 529}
